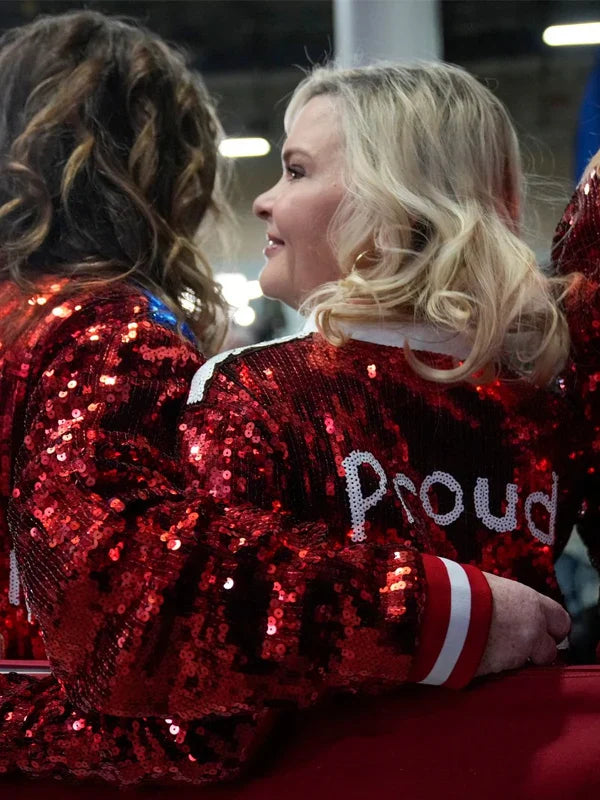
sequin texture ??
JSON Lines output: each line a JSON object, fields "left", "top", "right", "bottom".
{"left": 553, "top": 165, "right": 600, "bottom": 546}
{"left": 0, "top": 281, "right": 424, "bottom": 785}
{"left": 183, "top": 331, "right": 590, "bottom": 605}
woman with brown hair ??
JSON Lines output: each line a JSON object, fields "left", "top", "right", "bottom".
{"left": 0, "top": 8, "right": 247, "bottom": 785}
{"left": 0, "top": 9, "right": 226, "bottom": 656}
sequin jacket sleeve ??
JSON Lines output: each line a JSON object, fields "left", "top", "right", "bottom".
{"left": 553, "top": 168, "right": 600, "bottom": 569}
{"left": 553, "top": 167, "right": 600, "bottom": 350}
{"left": 7, "top": 289, "right": 432, "bottom": 723}
{"left": 183, "top": 342, "right": 494, "bottom": 691}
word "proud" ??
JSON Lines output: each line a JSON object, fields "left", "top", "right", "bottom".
{"left": 341, "top": 450, "right": 558, "bottom": 545}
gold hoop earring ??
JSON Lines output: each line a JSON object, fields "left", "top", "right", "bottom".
{"left": 352, "top": 250, "right": 377, "bottom": 270}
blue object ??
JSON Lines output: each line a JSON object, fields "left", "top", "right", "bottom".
{"left": 140, "top": 288, "right": 196, "bottom": 344}
{"left": 576, "top": 51, "right": 600, "bottom": 183}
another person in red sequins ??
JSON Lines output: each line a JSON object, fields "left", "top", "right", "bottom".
{"left": 183, "top": 63, "right": 582, "bottom": 690}
{"left": 553, "top": 152, "right": 600, "bottom": 638}
{"left": 0, "top": 14, "right": 454, "bottom": 787}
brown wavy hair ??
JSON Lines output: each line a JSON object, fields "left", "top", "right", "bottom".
{"left": 0, "top": 10, "right": 228, "bottom": 350}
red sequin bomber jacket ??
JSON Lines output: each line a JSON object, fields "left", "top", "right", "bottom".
{"left": 183, "top": 317, "right": 591, "bottom": 689}
{"left": 0, "top": 277, "right": 590, "bottom": 785}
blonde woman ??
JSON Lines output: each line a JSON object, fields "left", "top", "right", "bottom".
{"left": 183, "top": 62, "right": 584, "bottom": 692}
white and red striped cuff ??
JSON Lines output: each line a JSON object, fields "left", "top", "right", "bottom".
{"left": 409, "top": 555, "right": 492, "bottom": 689}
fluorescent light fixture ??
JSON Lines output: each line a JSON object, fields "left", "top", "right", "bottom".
{"left": 543, "top": 22, "right": 600, "bottom": 46}
{"left": 219, "top": 137, "right": 271, "bottom": 158}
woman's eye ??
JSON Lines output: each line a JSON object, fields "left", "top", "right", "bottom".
{"left": 285, "top": 165, "right": 304, "bottom": 180}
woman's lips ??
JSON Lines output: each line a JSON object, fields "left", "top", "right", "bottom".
{"left": 264, "top": 235, "right": 285, "bottom": 258}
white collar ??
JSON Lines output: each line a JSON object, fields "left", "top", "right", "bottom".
{"left": 302, "top": 314, "right": 471, "bottom": 358}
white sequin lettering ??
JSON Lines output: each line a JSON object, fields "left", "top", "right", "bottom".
{"left": 8, "top": 549, "right": 21, "bottom": 607}
{"left": 342, "top": 450, "right": 388, "bottom": 542}
{"left": 393, "top": 473, "right": 417, "bottom": 524}
{"left": 420, "top": 471, "right": 464, "bottom": 526}
{"left": 474, "top": 477, "right": 518, "bottom": 532}
{"left": 524, "top": 472, "right": 558, "bottom": 545}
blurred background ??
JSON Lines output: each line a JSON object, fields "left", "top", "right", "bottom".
{"left": 3, "top": 0, "right": 600, "bottom": 656}
{"left": 6, "top": 0, "right": 600, "bottom": 340}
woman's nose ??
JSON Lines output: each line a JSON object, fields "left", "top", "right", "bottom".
{"left": 252, "top": 185, "right": 275, "bottom": 220}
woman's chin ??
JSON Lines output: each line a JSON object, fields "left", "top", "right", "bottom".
{"left": 258, "top": 271, "right": 292, "bottom": 306}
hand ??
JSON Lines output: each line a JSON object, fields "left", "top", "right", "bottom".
{"left": 475, "top": 572, "right": 571, "bottom": 677}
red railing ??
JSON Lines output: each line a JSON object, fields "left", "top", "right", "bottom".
{"left": 0, "top": 659, "right": 51, "bottom": 675}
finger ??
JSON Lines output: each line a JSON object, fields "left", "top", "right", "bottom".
{"left": 538, "top": 595, "right": 571, "bottom": 641}
{"left": 530, "top": 633, "right": 558, "bottom": 666}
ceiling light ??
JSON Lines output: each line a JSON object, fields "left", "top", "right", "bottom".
{"left": 219, "top": 137, "right": 271, "bottom": 158}
{"left": 543, "top": 22, "right": 600, "bottom": 46}
{"left": 215, "top": 273, "right": 246, "bottom": 308}
{"left": 233, "top": 306, "right": 256, "bottom": 327}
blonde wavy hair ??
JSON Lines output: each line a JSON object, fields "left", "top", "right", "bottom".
{"left": 0, "top": 11, "right": 228, "bottom": 351}
{"left": 287, "top": 62, "right": 572, "bottom": 384}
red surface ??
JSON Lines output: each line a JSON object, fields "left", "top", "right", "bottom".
{"left": 4, "top": 665, "right": 600, "bottom": 800}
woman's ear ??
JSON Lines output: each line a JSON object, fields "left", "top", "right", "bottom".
{"left": 352, "top": 249, "right": 378, "bottom": 271}
{"left": 351, "top": 236, "right": 380, "bottom": 271}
